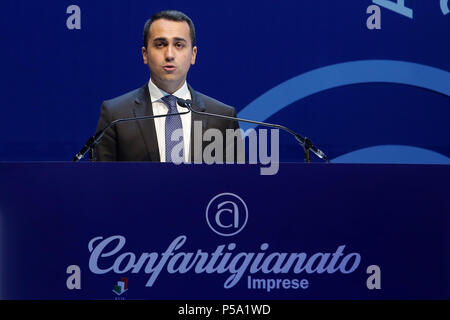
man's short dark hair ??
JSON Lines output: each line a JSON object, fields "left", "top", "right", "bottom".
{"left": 143, "top": 10, "right": 196, "bottom": 48}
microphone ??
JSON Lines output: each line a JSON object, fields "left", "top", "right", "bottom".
{"left": 177, "top": 98, "right": 328, "bottom": 163}
{"left": 73, "top": 110, "right": 190, "bottom": 162}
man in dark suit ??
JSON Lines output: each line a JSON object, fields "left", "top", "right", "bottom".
{"left": 94, "top": 10, "right": 241, "bottom": 163}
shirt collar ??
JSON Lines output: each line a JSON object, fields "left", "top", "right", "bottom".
{"left": 148, "top": 78, "right": 191, "bottom": 103}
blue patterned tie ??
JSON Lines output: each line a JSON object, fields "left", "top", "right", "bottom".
{"left": 161, "top": 95, "right": 184, "bottom": 162}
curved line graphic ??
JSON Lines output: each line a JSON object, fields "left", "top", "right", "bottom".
{"left": 237, "top": 60, "right": 450, "bottom": 131}
{"left": 441, "top": 0, "right": 449, "bottom": 15}
{"left": 331, "top": 145, "right": 450, "bottom": 164}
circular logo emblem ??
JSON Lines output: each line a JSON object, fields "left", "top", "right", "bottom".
{"left": 206, "top": 193, "right": 248, "bottom": 236}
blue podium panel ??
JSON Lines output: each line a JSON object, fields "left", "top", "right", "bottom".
{"left": 0, "top": 163, "right": 449, "bottom": 299}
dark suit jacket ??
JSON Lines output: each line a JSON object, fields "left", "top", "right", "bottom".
{"left": 94, "top": 83, "right": 241, "bottom": 162}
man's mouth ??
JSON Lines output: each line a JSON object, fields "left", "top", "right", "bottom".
{"left": 163, "top": 65, "right": 176, "bottom": 72}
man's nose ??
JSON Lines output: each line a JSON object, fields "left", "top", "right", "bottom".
{"left": 165, "top": 45, "right": 175, "bottom": 61}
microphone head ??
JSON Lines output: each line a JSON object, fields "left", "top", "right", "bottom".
{"left": 177, "top": 98, "right": 192, "bottom": 109}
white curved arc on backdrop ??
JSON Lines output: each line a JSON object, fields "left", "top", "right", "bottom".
{"left": 237, "top": 60, "right": 450, "bottom": 164}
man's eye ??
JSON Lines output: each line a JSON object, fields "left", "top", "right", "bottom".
{"left": 175, "top": 42, "right": 185, "bottom": 48}
{"left": 155, "top": 42, "right": 165, "bottom": 48}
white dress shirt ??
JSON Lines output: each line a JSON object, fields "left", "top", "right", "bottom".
{"left": 148, "top": 79, "right": 192, "bottom": 162}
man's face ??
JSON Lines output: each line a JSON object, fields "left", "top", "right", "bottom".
{"left": 142, "top": 19, "right": 197, "bottom": 93}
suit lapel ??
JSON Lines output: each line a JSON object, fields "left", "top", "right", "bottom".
{"left": 132, "top": 83, "right": 205, "bottom": 162}
{"left": 133, "top": 84, "right": 160, "bottom": 161}
{"left": 188, "top": 86, "right": 208, "bottom": 162}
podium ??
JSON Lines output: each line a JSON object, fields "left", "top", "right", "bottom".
{"left": 0, "top": 162, "right": 449, "bottom": 299}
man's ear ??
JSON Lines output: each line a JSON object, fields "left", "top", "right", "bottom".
{"left": 191, "top": 46, "right": 197, "bottom": 65}
{"left": 142, "top": 47, "right": 148, "bottom": 65}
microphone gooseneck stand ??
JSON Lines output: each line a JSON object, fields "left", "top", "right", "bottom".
{"left": 73, "top": 111, "right": 190, "bottom": 162}
{"left": 177, "top": 98, "right": 329, "bottom": 163}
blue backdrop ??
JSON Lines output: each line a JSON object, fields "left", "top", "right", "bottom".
{"left": 1, "top": 0, "right": 449, "bottom": 163}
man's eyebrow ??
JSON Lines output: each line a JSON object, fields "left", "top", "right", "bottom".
{"left": 152, "top": 37, "right": 187, "bottom": 43}
{"left": 153, "top": 37, "right": 168, "bottom": 42}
